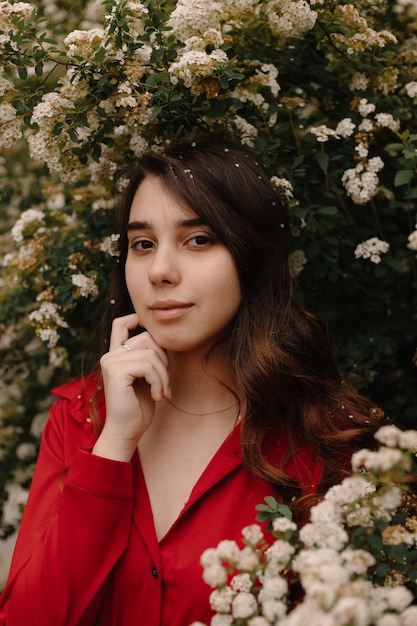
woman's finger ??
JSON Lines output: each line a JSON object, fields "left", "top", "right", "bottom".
{"left": 109, "top": 313, "right": 142, "bottom": 351}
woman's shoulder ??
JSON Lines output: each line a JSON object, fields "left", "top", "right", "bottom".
{"left": 49, "top": 372, "right": 105, "bottom": 426}
{"left": 51, "top": 372, "right": 101, "bottom": 400}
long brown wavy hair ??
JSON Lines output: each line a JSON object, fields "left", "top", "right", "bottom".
{"left": 98, "top": 138, "right": 380, "bottom": 521}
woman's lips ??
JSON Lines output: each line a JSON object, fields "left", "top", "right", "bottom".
{"left": 150, "top": 301, "right": 193, "bottom": 320}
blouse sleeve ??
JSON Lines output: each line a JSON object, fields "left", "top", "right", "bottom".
{"left": 0, "top": 392, "right": 134, "bottom": 626}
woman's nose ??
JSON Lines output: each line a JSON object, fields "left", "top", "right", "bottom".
{"left": 148, "top": 245, "right": 180, "bottom": 285}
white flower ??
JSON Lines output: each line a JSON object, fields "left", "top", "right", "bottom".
{"left": 209, "top": 587, "right": 235, "bottom": 613}
{"left": 325, "top": 475, "right": 372, "bottom": 505}
{"left": 242, "top": 524, "right": 264, "bottom": 546}
{"left": 248, "top": 617, "right": 270, "bottom": 626}
{"left": 258, "top": 63, "right": 280, "bottom": 97}
{"left": 231, "top": 572, "right": 253, "bottom": 593}
{"left": 349, "top": 72, "right": 370, "bottom": 91}
{"left": 341, "top": 548, "right": 376, "bottom": 575}
{"left": 374, "top": 113, "right": 400, "bottom": 132}
{"left": 272, "top": 517, "right": 297, "bottom": 533}
{"left": 266, "top": 0, "right": 317, "bottom": 39}
{"left": 335, "top": 117, "right": 355, "bottom": 137}
{"left": 258, "top": 576, "right": 288, "bottom": 601}
{"left": 201, "top": 547, "right": 220, "bottom": 567}
{"left": 373, "top": 486, "right": 402, "bottom": 513}
{"left": 231, "top": 591, "right": 258, "bottom": 619}
{"left": 302, "top": 581, "right": 337, "bottom": 608}
{"left": 202, "top": 563, "right": 228, "bottom": 587}
{"left": 385, "top": 585, "right": 413, "bottom": 611}
{"left": 211, "top": 615, "right": 233, "bottom": 626}
{"left": 374, "top": 424, "right": 402, "bottom": 447}
{"left": 342, "top": 159, "right": 384, "bottom": 204}
{"left": 346, "top": 505, "right": 374, "bottom": 528}
{"left": 11, "top": 208, "right": 45, "bottom": 243}
{"left": 237, "top": 545, "right": 261, "bottom": 570}
{"left": 310, "top": 500, "right": 340, "bottom": 525}
{"left": 351, "top": 446, "right": 403, "bottom": 472}
{"left": 0, "top": 103, "right": 22, "bottom": 149}
{"left": 216, "top": 539, "right": 240, "bottom": 562}
{"left": 309, "top": 124, "right": 339, "bottom": 142}
{"left": 288, "top": 249, "right": 307, "bottom": 277}
{"left": 100, "top": 233, "right": 121, "bottom": 257}
{"left": 330, "top": 596, "right": 370, "bottom": 626}
{"left": 354, "top": 237, "right": 390, "bottom": 263}
{"left": 293, "top": 548, "right": 349, "bottom": 588}
{"left": 358, "top": 98, "right": 376, "bottom": 116}
{"left": 232, "top": 115, "right": 258, "bottom": 147}
{"left": 261, "top": 599, "right": 287, "bottom": 621}
{"left": 15, "top": 442, "right": 37, "bottom": 462}
{"left": 300, "top": 521, "right": 348, "bottom": 551}
{"left": 408, "top": 228, "right": 417, "bottom": 251}
{"left": 278, "top": 600, "right": 335, "bottom": 626}
{"left": 64, "top": 28, "right": 105, "bottom": 57}
{"left": 358, "top": 118, "right": 374, "bottom": 132}
{"left": 2, "top": 483, "right": 29, "bottom": 527}
{"left": 28, "top": 301, "right": 69, "bottom": 349}
{"left": 169, "top": 48, "right": 228, "bottom": 90}
{"left": 270, "top": 176, "right": 294, "bottom": 200}
{"left": 356, "top": 143, "right": 369, "bottom": 158}
{"left": 404, "top": 81, "right": 417, "bottom": 98}
{"left": 398, "top": 429, "right": 417, "bottom": 450}
{"left": 0, "top": 1, "right": 33, "bottom": 33}
{"left": 71, "top": 273, "right": 99, "bottom": 298}
{"left": 167, "top": 0, "right": 222, "bottom": 42}
{"left": 401, "top": 606, "right": 417, "bottom": 626}
{"left": 265, "top": 538, "right": 295, "bottom": 567}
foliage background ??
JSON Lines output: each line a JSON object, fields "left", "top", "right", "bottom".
{"left": 0, "top": 0, "right": 416, "bottom": 543}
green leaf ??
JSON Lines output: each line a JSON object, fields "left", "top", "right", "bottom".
{"left": 405, "top": 187, "right": 417, "bottom": 199}
{"left": 394, "top": 169, "right": 415, "bottom": 187}
{"left": 316, "top": 150, "right": 329, "bottom": 172}
{"left": 52, "top": 122, "right": 64, "bottom": 136}
{"left": 145, "top": 71, "right": 169, "bottom": 87}
{"left": 34, "top": 62, "right": 43, "bottom": 76}
{"left": 264, "top": 495, "right": 280, "bottom": 509}
{"left": 94, "top": 47, "right": 107, "bottom": 63}
{"left": 150, "top": 106, "right": 163, "bottom": 119}
{"left": 18, "top": 66, "right": 28, "bottom": 80}
{"left": 68, "top": 128, "right": 79, "bottom": 143}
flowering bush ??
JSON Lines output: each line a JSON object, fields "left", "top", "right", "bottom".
{"left": 0, "top": 0, "right": 416, "bottom": 541}
{"left": 190, "top": 425, "right": 417, "bottom": 626}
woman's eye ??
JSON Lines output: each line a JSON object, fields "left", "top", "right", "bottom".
{"left": 188, "top": 234, "right": 212, "bottom": 247}
{"left": 131, "top": 239, "right": 154, "bottom": 251}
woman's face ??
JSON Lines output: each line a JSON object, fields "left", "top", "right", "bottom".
{"left": 125, "top": 175, "right": 242, "bottom": 355}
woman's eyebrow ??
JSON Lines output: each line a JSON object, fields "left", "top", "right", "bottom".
{"left": 177, "top": 217, "right": 207, "bottom": 228}
{"left": 127, "top": 220, "right": 149, "bottom": 232}
{"left": 127, "top": 217, "right": 207, "bottom": 231}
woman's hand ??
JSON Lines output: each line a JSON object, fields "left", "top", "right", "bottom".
{"left": 92, "top": 314, "right": 171, "bottom": 462}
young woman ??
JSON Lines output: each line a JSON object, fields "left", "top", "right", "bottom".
{"left": 0, "top": 140, "right": 378, "bottom": 626}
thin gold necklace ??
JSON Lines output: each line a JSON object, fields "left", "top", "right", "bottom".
{"left": 165, "top": 397, "right": 238, "bottom": 417}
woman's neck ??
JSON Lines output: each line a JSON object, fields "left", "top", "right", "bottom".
{"left": 164, "top": 347, "right": 238, "bottom": 417}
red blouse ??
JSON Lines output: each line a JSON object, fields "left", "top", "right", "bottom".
{"left": 0, "top": 376, "right": 322, "bottom": 626}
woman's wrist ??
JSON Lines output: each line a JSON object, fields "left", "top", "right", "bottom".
{"left": 92, "top": 429, "right": 138, "bottom": 462}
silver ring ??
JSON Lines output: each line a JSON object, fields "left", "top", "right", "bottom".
{"left": 120, "top": 340, "right": 131, "bottom": 351}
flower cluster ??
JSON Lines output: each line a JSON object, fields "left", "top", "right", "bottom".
{"left": 266, "top": 0, "right": 317, "bottom": 39}
{"left": 341, "top": 157, "right": 385, "bottom": 205}
{"left": 28, "top": 300, "right": 69, "bottom": 349}
{"left": 354, "top": 237, "right": 390, "bottom": 264}
{"left": 190, "top": 426, "right": 417, "bottom": 626}
{"left": 1, "top": 0, "right": 417, "bottom": 546}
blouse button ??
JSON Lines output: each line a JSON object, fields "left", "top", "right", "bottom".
{"left": 151, "top": 566, "right": 158, "bottom": 578}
